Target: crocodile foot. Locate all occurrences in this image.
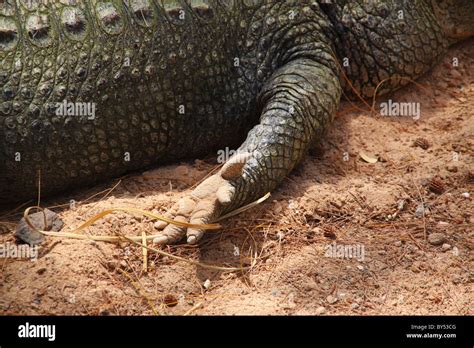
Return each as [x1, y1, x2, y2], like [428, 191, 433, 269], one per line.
[153, 152, 251, 245]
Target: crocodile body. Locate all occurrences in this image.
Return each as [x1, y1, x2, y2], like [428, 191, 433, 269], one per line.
[1, 1, 472, 243]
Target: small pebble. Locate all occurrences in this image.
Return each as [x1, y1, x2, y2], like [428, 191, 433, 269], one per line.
[397, 199, 406, 211]
[428, 233, 446, 246]
[415, 203, 430, 218]
[326, 295, 338, 304]
[452, 247, 460, 257]
[163, 294, 178, 307]
[315, 306, 326, 315]
[394, 241, 402, 247]
[461, 192, 470, 198]
[288, 200, 298, 210]
[154, 221, 166, 229]
[446, 165, 458, 173]
[15, 208, 64, 246]
[351, 303, 360, 309]
[441, 243, 451, 251]
[203, 279, 211, 289]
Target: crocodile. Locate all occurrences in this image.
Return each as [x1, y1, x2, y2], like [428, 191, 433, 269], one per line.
[1, 0, 472, 245]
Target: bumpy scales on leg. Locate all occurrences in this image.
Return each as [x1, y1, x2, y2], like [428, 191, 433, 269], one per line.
[154, 52, 341, 244]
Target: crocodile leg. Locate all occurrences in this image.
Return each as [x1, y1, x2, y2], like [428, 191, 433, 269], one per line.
[154, 50, 342, 245]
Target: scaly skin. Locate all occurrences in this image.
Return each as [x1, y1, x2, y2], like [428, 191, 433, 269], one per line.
[1, 1, 472, 244]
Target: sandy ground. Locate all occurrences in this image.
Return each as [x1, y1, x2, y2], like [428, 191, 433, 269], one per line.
[0, 39, 472, 316]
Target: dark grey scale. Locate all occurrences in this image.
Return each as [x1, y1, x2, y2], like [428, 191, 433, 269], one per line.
[91, 60, 102, 73]
[0, 101, 12, 116]
[54, 84, 67, 99]
[42, 102, 56, 116]
[61, 7, 88, 40]
[367, 30, 385, 51]
[4, 116, 16, 131]
[81, 82, 96, 95]
[75, 66, 87, 80]
[96, 2, 124, 35]
[144, 64, 155, 76]
[4, 128, 18, 144]
[56, 66, 68, 81]
[96, 77, 107, 88]
[78, 51, 89, 65]
[2, 85, 15, 100]
[27, 67, 41, 83]
[0, 17, 18, 51]
[27, 104, 41, 119]
[26, 14, 53, 47]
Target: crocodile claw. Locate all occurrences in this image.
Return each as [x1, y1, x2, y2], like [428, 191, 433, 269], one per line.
[153, 152, 251, 245]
